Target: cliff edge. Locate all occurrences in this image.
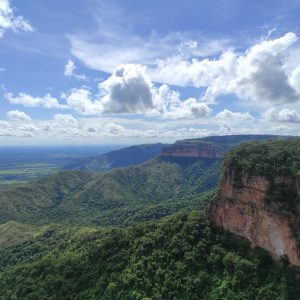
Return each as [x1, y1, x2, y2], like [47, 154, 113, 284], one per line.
[161, 141, 228, 159]
[209, 139, 300, 266]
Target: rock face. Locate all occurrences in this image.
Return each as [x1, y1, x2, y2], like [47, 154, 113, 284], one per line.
[210, 167, 300, 266]
[161, 143, 228, 159]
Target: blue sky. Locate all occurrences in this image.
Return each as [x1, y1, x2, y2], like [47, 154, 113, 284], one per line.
[1, 0, 300, 145]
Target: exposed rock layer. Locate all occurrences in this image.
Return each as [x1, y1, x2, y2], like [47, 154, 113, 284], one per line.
[161, 143, 228, 159]
[210, 169, 300, 266]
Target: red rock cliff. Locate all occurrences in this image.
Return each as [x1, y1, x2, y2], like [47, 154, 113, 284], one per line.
[161, 143, 228, 159]
[209, 167, 300, 266]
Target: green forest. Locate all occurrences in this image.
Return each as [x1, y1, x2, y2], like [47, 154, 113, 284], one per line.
[0, 138, 300, 299]
[1, 211, 299, 300]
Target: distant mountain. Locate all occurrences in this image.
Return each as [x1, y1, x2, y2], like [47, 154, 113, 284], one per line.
[177, 134, 285, 145]
[65, 143, 167, 172]
[161, 134, 286, 159]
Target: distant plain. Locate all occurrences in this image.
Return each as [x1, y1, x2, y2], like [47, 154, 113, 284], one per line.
[0, 145, 123, 186]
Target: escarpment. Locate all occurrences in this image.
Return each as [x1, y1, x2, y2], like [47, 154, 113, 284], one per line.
[161, 142, 229, 159]
[209, 139, 300, 266]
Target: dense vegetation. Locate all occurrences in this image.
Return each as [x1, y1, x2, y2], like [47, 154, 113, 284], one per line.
[0, 157, 220, 226]
[66, 143, 166, 172]
[223, 139, 300, 178]
[1, 136, 300, 299]
[0, 211, 299, 300]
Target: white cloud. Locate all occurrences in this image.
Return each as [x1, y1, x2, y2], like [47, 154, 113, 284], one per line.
[0, 0, 33, 37]
[166, 99, 211, 119]
[6, 109, 31, 121]
[99, 64, 212, 119]
[0, 112, 298, 144]
[215, 109, 254, 121]
[53, 114, 78, 126]
[62, 64, 212, 120]
[62, 88, 103, 115]
[232, 32, 299, 105]
[69, 32, 229, 74]
[71, 27, 300, 109]
[289, 65, 300, 94]
[263, 108, 300, 123]
[150, 32, 300, 106]
[64, 60, 75, 77]
[64, 60, 88, 81]
[5, 92, 68, 109]
[100, 64, 155, 114]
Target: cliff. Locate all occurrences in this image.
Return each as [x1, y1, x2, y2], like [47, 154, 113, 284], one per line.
[160, 135, 284, 159]
[161, 142, 229, 159]
[209, 139, 300, 266]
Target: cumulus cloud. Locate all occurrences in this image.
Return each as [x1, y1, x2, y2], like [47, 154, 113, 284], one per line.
[150, 32, 300, 106]
[53, 114, 78, 126]
[100, 64, 155, 114]
[6, 109, 31, 121]
[99, 64, 212, 119]
[5, 92, 68, 109]
[233, 32, 299, 105]
[215, 109, 254, 121]
[0, 0, 33, 37]
[62, 64, 212, 119]
[64, 60, 88, 81]
[263, 108, 300, 123]
[167, 99, 211, 119]
[71, 29, 300, 109]
[62, 88, 103, 115]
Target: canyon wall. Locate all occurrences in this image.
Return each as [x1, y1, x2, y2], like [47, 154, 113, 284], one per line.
[209, 168, 300, 266]
[161, 143, 228, 159]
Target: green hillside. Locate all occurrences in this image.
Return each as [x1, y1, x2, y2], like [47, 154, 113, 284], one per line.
[65, 143, 167, 172]
[0, 221, 36, 248]
[0, 211, 299, 299]
[0, 157, 220, 226]
[223, 138, 300, 177]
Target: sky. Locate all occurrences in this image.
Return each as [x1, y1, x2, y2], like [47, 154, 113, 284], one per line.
[1, 0, 300, 145]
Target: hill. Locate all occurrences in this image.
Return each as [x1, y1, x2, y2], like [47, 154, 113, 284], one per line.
[0, 211, 299, 299]
[0, 221, 36, 248]
[65, 143, 166, 172]
[0, 156, 220, 226]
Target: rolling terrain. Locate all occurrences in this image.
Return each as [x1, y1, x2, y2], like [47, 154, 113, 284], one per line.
[0, 157, 219, 226]
[0, 135, 299, 299]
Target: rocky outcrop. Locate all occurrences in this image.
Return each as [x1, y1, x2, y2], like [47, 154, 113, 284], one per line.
[161, 143, 228, 159]
[209, 168, 300, 266]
